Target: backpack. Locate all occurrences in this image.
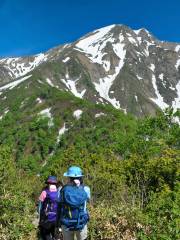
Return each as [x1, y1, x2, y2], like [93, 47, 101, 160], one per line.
[40, 189, 58, 224]
[60, 185, 89, 231]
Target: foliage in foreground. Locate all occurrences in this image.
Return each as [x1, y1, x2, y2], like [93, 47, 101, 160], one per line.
[0, 109, 179, 240]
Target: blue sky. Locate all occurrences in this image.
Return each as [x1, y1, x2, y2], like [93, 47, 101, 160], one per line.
[0, 0, 180, 57]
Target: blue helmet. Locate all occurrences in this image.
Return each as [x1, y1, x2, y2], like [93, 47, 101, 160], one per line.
[63, 166, 84, 178]
[46, 175, 58, 184]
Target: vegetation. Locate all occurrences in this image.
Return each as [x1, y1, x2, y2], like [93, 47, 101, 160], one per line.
[0, 83, 179, 239]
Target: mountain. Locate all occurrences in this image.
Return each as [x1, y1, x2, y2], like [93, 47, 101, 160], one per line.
[0, 24, 180, 118]
[0, 25, 180, 240]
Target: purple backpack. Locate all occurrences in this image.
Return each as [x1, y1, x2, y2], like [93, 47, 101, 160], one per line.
[41, 189, 58, 222]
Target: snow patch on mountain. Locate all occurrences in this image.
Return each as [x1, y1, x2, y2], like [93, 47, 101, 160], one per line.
[144, 45, 150, 56]
[135, 95, 138, 102]
[175, 45, 180, 52]
[62, 57, 70, 63]
[141, 40, 155, 57]
[46, 78, 55, 87]
[159, 73, 164, 80]
[137, 37, 142, 44]
[128, 36, 138, 46]
[0, 109, 9, 120]
[33, 53, 48, 66]
[0, 75, 32, 93]
[0, 53, 47, 79]
[149, 64, 155, 72]
[94, 36, 126, 110]
[75, 25, 115, 71]
[175, 59, 180, 70]
[48, 123, 68, 156]
[95, 112, 106, 118]
[61, 73, 86, 98]
[137, 74, 143, 80]
[36, 98, 42, 104]
[134, 29, 142, 35]
[170, 86, 175, 91]
[159, 73, 166, 87]
[39, 108, 51, 117]
[172, 81, 180, 111]
[103, 60, 111, 72]
[150, 74, 168, 110]
[73, 109, 83, 119]
[56, 123, 68, 144]
[39, 108, 53, 127]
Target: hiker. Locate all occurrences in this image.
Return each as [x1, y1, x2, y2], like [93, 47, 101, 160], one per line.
[38, 176, 59, 240]
[58, 166, 90, 240]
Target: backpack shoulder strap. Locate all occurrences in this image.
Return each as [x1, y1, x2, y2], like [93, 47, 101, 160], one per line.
[59, 185, 65, 202]
[59, 184, 71, 201]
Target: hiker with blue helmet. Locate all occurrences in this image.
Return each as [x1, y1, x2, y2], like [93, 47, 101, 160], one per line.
[38, 176, 61, 240]
[58, 166, 90, 240]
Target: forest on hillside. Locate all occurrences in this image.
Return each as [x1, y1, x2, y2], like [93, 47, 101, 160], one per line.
[0, 102, 179, 240]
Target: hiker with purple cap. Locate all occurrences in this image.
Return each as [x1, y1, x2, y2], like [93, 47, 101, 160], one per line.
[38, 176, 60, 240]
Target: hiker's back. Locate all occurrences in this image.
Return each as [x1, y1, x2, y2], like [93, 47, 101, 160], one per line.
[58, 166, 91, 240]
[38, 176, 59, 240]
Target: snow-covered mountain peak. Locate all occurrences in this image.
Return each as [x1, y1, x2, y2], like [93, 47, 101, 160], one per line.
[92, 24, 116, 34]
[74, 24, 155, 59]
[75, 25, 115, 52]
[0, 24, 179, 118]
[75, 25, 118, 71]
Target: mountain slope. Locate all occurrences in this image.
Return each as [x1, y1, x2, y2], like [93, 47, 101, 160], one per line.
[0, 76, 136, 168]
[0, 24, 180, 117]
[0, 25, 180, 240]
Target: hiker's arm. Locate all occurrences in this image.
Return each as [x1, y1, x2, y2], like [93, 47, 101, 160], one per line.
[84, 186, 91, 202]
[37, 201, 42, 214]
[37, 190, 47, 214]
